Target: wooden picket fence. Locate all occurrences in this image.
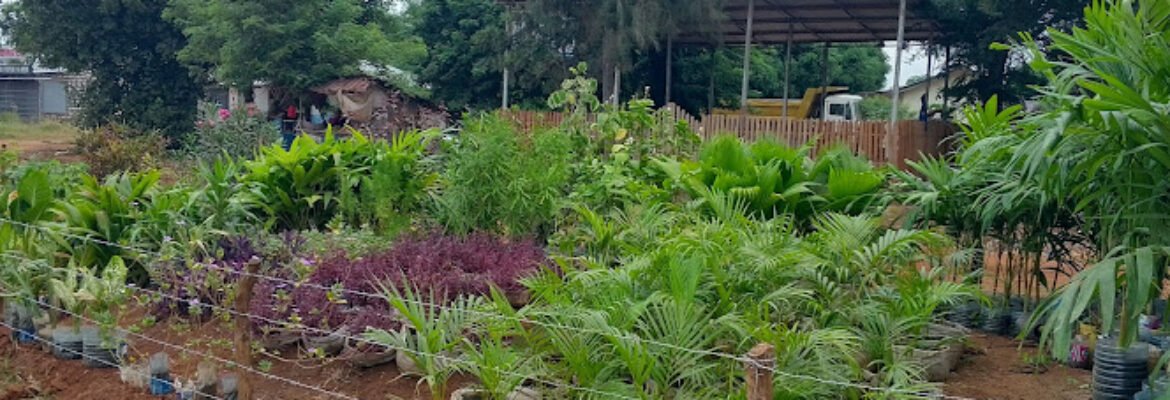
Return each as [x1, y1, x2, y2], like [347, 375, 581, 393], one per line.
[501, 106, 955, 168]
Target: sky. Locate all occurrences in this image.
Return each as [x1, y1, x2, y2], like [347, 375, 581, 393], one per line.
[883, 42, 938, 91]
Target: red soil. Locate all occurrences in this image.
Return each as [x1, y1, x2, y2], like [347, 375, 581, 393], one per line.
[944, 334, 1093, 399]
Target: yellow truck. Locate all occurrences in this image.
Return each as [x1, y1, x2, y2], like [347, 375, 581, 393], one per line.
[714, 87, 862, 121]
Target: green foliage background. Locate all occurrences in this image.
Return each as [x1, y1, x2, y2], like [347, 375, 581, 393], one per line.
[4, 0, 202, 140]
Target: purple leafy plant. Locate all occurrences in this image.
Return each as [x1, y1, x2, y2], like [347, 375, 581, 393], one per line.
[250, 231, 547, 334]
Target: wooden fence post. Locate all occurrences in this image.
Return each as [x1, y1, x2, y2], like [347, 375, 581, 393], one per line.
[233, 258, 261, 400]
[744, 343, 776, 400]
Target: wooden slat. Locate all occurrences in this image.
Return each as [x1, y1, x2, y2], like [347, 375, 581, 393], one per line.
[502, 109, 955, 169]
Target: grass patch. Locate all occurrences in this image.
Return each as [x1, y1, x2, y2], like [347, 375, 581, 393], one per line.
[0, 112, 80, 142]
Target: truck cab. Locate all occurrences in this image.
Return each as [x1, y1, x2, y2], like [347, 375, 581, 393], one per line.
[822, 94, 862, 122]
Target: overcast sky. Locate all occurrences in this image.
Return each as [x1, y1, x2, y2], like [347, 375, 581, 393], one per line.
[883, 42, 938, 91]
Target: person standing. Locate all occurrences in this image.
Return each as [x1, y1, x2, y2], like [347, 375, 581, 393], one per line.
[280, 105, 298, 151]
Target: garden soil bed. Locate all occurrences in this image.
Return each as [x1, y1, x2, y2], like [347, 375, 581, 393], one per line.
[1, 309, 475, 400]
[944, 334, 1092, 399]
[5, 320, 1095, 399]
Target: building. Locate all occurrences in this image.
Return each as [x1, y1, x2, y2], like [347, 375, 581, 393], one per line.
[0, 49, 81, 121]
[882, 68, 971, 118]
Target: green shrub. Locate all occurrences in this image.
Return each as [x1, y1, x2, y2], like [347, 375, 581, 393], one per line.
[346, 130, 439, 235]
[859, 96, 915, 121]
[435, 115, 573, 237]
[657, 135, 885, 224]
[183, 104, 276, 159]
[56, 171, 161, 280]
[241, 129, 388, 231]
[76, 123, 167, 178]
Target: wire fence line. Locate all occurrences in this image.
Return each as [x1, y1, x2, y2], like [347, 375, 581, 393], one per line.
[0, 250, 643, 400]
[0, 318, 227, 400]
[0, 217, 979, 400]
[122, 279, 642, 400]
[7, 293, 360, 400]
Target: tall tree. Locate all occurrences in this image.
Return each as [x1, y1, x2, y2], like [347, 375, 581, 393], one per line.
[924, 0, 1089, 106]
[4, 0, 202, 139]
[412, 0, 506, 111]
[166, 0, 425, 94]
[521, 0, 723, 100]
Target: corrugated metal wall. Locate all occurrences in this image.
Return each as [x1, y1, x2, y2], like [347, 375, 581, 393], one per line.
[0, 80, 41, 121]
[40, 80, 68, 115]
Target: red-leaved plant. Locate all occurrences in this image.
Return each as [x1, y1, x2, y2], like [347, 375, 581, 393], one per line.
[250, 231, 547, 334]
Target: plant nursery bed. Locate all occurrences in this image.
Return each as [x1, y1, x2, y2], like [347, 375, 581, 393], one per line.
[943, 334, 1092, 399]
[1, 309, 477, 400]
[6, 320, 1097, 400]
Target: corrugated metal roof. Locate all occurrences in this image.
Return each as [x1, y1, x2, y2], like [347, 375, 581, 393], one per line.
[680, 0, 938, 44]
[312, 78, 374, 94]
[499, 0, 938, 44]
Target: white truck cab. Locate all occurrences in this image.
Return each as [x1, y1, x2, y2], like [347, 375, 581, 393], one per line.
[822, 94, 862, 122]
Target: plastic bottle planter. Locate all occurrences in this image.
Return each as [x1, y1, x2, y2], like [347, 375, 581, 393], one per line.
[150, 374, 174, 396]
[149, 353, 174, 395]
[80, 326, 126, 369]
[980, 307, 1010, 336]
[5, 305, 38, 345]
[1010, 311, 1041, 341]
[12, 322, 37, 344]
[450, 387, 541, 400]
[1139, 314, 1163, 345]
[1093, 337, 1150, 400]
[944, 300, 983, 330]
[1134, 375, 1170, 400]
[51, 327, 83, 360]
[219, 374, 239, 400]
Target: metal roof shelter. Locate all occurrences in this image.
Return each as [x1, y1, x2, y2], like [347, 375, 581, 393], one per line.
[676, 0, 937, 45]
[498, 0, 942, 162]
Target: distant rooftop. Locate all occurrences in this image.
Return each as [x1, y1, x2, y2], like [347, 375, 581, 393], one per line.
[0, 48, 67, 75]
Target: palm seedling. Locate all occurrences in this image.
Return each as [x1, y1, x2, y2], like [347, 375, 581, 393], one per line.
[364, 283, 479, 400]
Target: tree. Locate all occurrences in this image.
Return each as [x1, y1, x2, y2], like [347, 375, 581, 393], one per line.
[521, 0, 724, 100]
[412, 0, 509, 111]
[408, 0, 887, 114]
[923, 0, 1089, 106]
[166, 0, 425, 94]
[4, 0, 202, 140]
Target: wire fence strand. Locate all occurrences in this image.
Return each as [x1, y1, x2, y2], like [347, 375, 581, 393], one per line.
[0, 318, 226, 400]
[14, 294, 360, 400]
[0, 217, 979, 400]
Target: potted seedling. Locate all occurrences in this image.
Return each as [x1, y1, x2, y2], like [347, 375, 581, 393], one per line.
[452, 336, 540, 400]
[48, 265, 88, 359]
[77, 257, 131, 368]
[365, 283, 474, 400]
[0, 256, 51, 345]
[341, 334, 397, 369]
[451, 288, 542, 400]
[148, 352, 175, 395]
